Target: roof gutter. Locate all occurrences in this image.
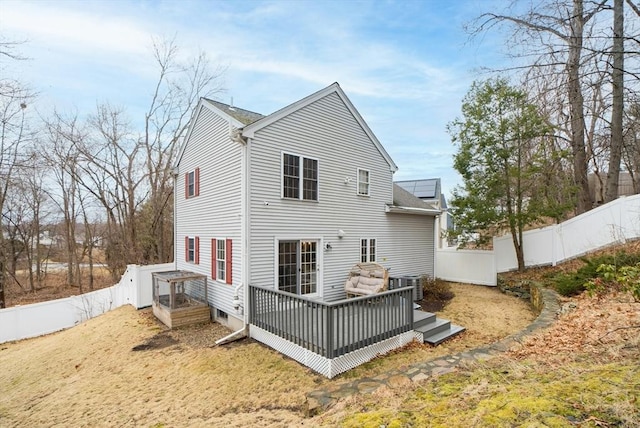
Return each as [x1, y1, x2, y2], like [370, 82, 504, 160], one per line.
[385, 205, 441, 216]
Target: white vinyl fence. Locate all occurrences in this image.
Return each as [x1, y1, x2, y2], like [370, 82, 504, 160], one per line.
[437, 194, 640, 286]
[0, 263, 173, 344]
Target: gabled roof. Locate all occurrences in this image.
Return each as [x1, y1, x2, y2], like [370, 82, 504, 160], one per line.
[177, 83, 399, 172]
[241, 82, 398, 173]
[387, 183, 440, 216]
[175, 97, 264, 167]
[203, 99, 264, 125]
[395, 179, 440, 200]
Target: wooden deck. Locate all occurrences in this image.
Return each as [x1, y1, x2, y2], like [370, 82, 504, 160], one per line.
[250, 285, 415, 358]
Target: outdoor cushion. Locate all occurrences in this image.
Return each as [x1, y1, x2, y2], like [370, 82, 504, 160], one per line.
[345, 262, 389, 297]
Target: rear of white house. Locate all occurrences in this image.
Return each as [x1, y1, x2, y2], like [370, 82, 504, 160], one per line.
[174, 83, 443, 374]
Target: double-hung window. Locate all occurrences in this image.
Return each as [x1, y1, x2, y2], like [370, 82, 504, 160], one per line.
[357, 168, 370, 196]
[360, 238, 376, 263]
[216, 239, 226, 282]
[212, 238, 233, 284]
[282, 153, 318, 201]
[185, 167, 200, 198]
[185, 236, 200, 264]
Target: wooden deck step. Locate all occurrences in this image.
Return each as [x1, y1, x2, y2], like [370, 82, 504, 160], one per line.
[413, 310, 436, 328]
[414, 317, 451, 337]
[423, 324, 465, 345]
[412, 309, 465, 346]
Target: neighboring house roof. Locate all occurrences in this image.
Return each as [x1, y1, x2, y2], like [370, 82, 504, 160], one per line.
[203, 99, 265, 125]
[439, 193, 448, 210]
[387, 183, 440, 216]
[395, 179, 440, 200]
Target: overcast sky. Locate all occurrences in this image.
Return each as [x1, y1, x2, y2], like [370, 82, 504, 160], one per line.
[0, 0, 509, 198]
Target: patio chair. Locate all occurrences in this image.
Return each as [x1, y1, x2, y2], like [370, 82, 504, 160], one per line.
[345, 262, 389, 298]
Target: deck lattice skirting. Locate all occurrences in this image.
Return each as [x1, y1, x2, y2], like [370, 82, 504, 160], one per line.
[251, 325, 416, 378]
[249, 285, 416, 377]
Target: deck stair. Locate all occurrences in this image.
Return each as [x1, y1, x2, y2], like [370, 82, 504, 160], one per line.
[413, 310, 465, 345]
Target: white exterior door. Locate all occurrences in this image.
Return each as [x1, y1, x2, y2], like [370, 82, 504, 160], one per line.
[278, 240, 319, 296]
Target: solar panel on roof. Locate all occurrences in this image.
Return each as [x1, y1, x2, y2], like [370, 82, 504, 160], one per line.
[395, 179, 439, 199]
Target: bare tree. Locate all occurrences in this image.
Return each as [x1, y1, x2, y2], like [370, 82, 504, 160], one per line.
[0, 80, 33, 307]
[605, 0, 625, 202]
[468, 0, 628, 214]
[141, 37, 225, 263]
[80, 103, 145, 279]
[12, 157, 50, 292]
[42, 111, 86, 290]
[623, 101, 640, 191]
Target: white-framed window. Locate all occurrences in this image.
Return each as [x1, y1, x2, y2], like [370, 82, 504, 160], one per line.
[357, 168, 370, 196]
[211, 238, 233, 284]
[185, 167, 200, 198]
[185, 236, 199, 263]
[216, 239, 226, 282]
[282, 152, 318, 201]
[360, 238, 376, 262]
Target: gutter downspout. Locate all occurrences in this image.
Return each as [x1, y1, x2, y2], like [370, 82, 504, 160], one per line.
[215, 284, 246, 346]
[243, 137, 251, 333]
[172, 167, 179, 270]
[215, 324, 246, 345]
[225, 127, 251, 342]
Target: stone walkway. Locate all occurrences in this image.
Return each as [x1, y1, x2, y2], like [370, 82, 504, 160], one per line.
[305, 286, 561, 416]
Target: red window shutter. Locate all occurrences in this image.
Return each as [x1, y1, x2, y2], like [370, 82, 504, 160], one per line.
[185, 236, 189, 261]
[195, 237, 200, 264]
[211, 238, 217, 280]
[226, 239, 232, 285]
[195, 167, 200, 197]
[185, 173, 189, 199]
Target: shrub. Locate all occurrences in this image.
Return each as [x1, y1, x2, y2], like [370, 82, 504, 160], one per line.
[553, 251, 640, 297]
[585, 263, 640, 301]
[421, 275, 454, 301]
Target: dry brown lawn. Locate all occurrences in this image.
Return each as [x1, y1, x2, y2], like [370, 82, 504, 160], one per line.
[0, 283, 535, 427]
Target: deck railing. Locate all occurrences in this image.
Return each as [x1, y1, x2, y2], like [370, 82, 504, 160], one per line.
[249, 285, 415, 358]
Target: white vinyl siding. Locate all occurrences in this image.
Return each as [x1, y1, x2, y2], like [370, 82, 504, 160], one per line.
[384, 215, 436, 278]
[175, 104, 242, 318]
[248, 92, 397, 300]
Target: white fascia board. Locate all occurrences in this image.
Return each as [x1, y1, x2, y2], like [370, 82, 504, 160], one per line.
[385, 205, 441, 216]
[241, 82, 398, 173]
[200, 98, 247, 129]
[174, 98, 246, 171]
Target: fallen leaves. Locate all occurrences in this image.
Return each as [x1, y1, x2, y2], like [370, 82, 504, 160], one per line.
[507, 291, 640, 366]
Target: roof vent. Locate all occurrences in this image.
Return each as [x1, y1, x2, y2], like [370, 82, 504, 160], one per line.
[228, 97, 235, 111]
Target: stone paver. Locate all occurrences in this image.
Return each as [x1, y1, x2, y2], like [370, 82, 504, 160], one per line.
[304, 284, 561, 417]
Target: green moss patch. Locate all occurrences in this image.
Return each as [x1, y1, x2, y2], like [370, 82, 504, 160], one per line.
[337, 362, 639, 427]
